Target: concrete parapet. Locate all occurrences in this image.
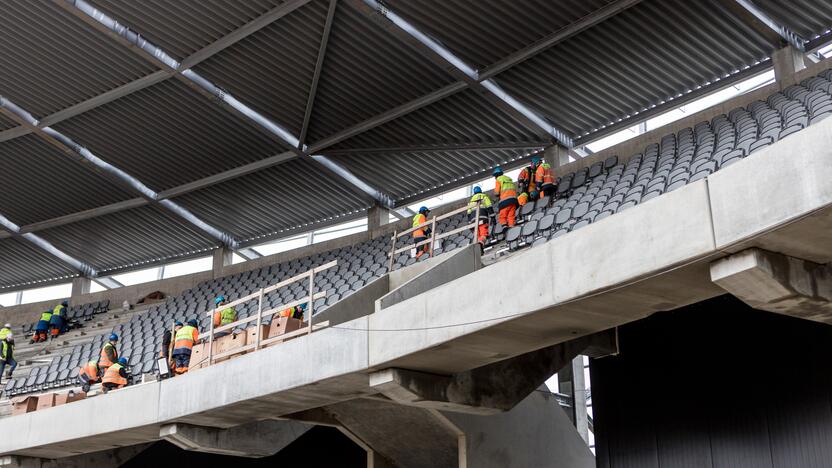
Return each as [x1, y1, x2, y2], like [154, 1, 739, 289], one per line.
[711, 248, 832, 323]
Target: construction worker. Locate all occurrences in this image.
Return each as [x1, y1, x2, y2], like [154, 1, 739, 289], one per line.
[493, 167, 519, 227]
[535, 159, 556, 200]
[160, 321, 182, 361]
[278, 302, 306, 320]
[0, 334, 15, 384]
[517, 157, 542, 200]
[172, 319, 199, 375]
[99, 333, 119, 371]
[49, 300, 69, 340]
[212, 296, 236, 338]
[31, 309, 52, 343]
[102, 357, 128, 393]
[467, 186, 493, 246]
[77, 359, 100, 392]
[412, 206, 432, 259]
[0, 323, 11, 340]
[518, 192, 530, 206]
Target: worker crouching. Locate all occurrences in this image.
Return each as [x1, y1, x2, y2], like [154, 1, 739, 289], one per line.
[102, 357, 129, 393]
[78, 359, 100, 392]
[172, 319, 200, 375]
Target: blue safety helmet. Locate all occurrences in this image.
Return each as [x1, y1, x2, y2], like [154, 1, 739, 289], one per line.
[299, 302, 307, 310]
[187, 319, 198, 327]
[174, 321, 183, 327]
[61, 300, 68, 306]
[109, 333, 119, 342]
[531, 157, 541, 166]
[214, 296, 225, 305]
[419, 206, 430, 214]
[118, 357, 128, 366]
[473, 186, 482, 194]
[492, 166, 504, 177]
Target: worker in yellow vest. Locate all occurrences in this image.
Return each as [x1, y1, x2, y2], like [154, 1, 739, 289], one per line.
[212, 296, 236, 338]
[31, 310, 52, 343]
[412, 206, 432, 259]
[467, 186, 493, 246]
[493, 167, 519, 227]
[0, 324, 11, 341]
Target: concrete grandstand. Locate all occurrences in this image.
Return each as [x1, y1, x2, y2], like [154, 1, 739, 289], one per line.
[0, 1, 831, 467]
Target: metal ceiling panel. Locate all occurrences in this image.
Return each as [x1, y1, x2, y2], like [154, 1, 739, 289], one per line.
[172, 157, 371, 243]
[756, 0, 832, 40]
[382, 0, 615, 70]
[37, 205, 219, 274]
[0, 237, 77, 291]
[494, 0, 774, 139]
[0, 0, 158, 118]
[90, 0, 288, 60]
[52, 79, 289, 192]
[327, 89, 546, 150]
[305, 2, 456, 143]
[0, 135, 134, 226]
[195, 0, 330, 137]
[332, 147, 535, 202]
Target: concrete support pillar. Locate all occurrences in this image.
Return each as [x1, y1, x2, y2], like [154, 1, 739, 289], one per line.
[544, 144, 569, 168]
[368, 204, 391, 232]
[159, 420, 311, 458]
[370, 329, 617, 414]
[70, 277, 91, 299]
[212, 246, 233, 279]
[772, 45, 806, 84]
[711, 248, 832, 323]
[558, 357, 589, 444]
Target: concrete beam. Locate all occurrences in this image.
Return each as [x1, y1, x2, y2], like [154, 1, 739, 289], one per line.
[711, 248, 832, 323]
[544, 144, 570, 168]
[773, 46, 807, 83]
[212, 247, 233, 278]
[70, 277, 91, 298]
[159, 420, 311, 458]
[369, 330, 617, 415]
[367, 204, 390, 231]
[0, 444, 150, 468]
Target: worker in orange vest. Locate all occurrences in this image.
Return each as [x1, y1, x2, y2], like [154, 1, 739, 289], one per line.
[493, 167, 519, 227]
[172, 319, 199, 375]
[517, 192, 529, 206]
[517, 158, 542, 200]
[412, 206, 432, 259]
[278, 302, 306, 320]
[102, 357, 129, 393]
[77, 359, 100, 392]
[535, 159, 556, 200]
[99, 333, 119, 372]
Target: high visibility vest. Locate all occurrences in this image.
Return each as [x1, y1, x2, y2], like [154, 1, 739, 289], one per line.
[103, 363, 127, 387]
[40, 311, 53, 322]
[0, 327, 10, 340]
[518, 193, 529, 206]
[519, 166, 538, 193]
[220, 307, 237, 326]
[79, 361, 99, 381]
[174, 326, 198, 351]
[53, 304, 66, 318]
[1, 341, 12, 361]
[467, 193, 492, 215]
[412, 213, 428, 238]
[279, 306, 303, 319]
[536, 163, 555, 186]
[99, 342, 117, 368]
[495, 175, 518, 202]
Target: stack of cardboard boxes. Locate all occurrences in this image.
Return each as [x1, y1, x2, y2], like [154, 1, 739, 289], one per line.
[190, 317, 304, 369]
[11, 390, 86, 415]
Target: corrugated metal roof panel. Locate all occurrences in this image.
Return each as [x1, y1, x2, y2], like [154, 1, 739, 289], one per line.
[195, 0, 330, 137]
[305, 2, 456, 143]
[0, 237, 77, 291]
[383, 0, 615, 69]
[37, 205, 219, 274]
[494, 0, 774, 139]
[756, 0, 832, 39]
[90, 0, 288, 60]
[327, 89, 545, 150]
[0, 115, 20, 132]
[52, 79, 289, 192]
[0, 135, 134, 226]
[173, 157, 372, 243]
[333, 148, 535, 202]
[0, 0, 158, 118]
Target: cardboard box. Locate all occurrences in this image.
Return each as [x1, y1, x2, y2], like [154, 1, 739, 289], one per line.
[36, 393, 56, 410]
[214, 332, 247, 362]
[190, 343, 210, 370]
[265, 317, 304, 348]
[54, 391, 86, 406]
[11, 396, 38, 415]
[245, 324, 270, 349]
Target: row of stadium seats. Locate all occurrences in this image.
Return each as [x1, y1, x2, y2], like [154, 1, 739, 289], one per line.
[5, 69, 831, 398]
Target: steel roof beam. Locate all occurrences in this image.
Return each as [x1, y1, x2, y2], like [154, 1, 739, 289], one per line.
[322, 141, 549, 155]
[0, 212, 92, 277]
[299, 0, 338, 147]
[727, 0, 808, 51]
[351, 0, 573, 147]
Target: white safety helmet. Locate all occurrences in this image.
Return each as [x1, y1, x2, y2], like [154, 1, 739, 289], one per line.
[3, 323, 10, 328]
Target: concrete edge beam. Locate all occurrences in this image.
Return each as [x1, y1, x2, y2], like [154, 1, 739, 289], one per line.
[159, 420, 312, 458]
[711, 248, 832, 323]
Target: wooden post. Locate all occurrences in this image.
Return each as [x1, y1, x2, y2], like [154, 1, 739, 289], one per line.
[474, 201, 481, 244]
[207, 309, 214, 366]
[307, 270, 315, 336]
[254, 289, 264, 352]
[428, 216, 438, 258]
[389, 230, 397, 272]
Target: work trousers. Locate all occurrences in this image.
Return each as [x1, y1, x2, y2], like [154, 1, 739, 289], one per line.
[499, 204, 517, 227]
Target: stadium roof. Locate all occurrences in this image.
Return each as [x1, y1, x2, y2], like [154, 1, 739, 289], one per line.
[0, 0, 830, 290]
